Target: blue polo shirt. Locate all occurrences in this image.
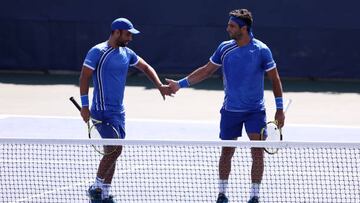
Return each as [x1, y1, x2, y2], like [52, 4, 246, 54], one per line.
[210, 38, 276, 112]
[83, 41, 139, 112]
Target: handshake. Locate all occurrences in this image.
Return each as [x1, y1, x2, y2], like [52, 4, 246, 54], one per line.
[156, 78, 189, 100]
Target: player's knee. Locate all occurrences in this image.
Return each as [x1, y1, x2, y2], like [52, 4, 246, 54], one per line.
[113, 146, 122, 157]
[249, 133, 262, 140]
[221, 147, 235, 158]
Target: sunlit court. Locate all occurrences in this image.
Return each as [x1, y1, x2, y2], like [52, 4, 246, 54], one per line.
[1, 98, 360, 202]
[1, 1, 360, 202]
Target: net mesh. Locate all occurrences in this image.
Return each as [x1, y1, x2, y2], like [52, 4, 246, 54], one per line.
[1, 139, 359, 203]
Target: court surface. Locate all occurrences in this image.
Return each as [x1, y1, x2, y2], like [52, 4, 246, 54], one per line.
[0, 114, 360, 141]
[1, 115, 360, 203]
[1, 73, 360, 202]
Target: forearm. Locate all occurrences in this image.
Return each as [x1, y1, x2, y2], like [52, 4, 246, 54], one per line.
[79, 71, 91, 95]
[267, 68, 283, 98]
[187, 64, 216, 86]
[177, 62, 219, 88]
[267, 69, 285, 125]
[142, 65, 163, 88]
[135, 58, 163, 88]
[271, 76, 284, 110]
[79, 67, 93, 108]
[166, 62, 219, 92]
[272, 77, 283, 98]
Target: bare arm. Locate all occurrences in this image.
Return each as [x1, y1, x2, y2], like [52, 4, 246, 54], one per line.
[267, 68, 285, 127]
[166, 62, 220, 93]
[135, 57, 172, 100]
[79, 66, 93, 122]
[135, 57, 163, 88]
[187, 62, 220, 85]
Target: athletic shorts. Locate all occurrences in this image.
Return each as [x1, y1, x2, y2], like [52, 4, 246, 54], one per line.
[90, 110, 126, 139]
[219, 108, 266, 140]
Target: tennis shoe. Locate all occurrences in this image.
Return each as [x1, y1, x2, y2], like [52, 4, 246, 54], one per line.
[216, 193, 228, 203]
[248, 196, 259, 203]
[102, 195, 116, 203]
[87, 186, 102, 203]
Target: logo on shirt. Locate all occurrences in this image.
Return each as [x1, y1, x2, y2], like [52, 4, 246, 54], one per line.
[249, 49, 256, 53]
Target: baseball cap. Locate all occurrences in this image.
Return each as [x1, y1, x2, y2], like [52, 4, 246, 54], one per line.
[111, 18, 140, 34]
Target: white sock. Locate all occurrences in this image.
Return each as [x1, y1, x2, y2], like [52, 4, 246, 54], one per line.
[92, 176, 104, 189]
[218, 179, 228, 194]
[102, 184, 111, 199]
[250, 183, 260, 198]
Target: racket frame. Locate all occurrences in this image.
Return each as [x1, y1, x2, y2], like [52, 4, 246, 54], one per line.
[69, 96, 120, 155]
[260, 120, 282, 154]
[261, 99, 292, 155]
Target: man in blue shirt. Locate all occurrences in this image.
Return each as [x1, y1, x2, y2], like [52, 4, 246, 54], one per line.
[79, 18, 172, 203]
[166, 9, 285, 203]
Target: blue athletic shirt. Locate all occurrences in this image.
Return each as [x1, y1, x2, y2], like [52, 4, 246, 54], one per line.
[210, 38, 276, 112]
[83, 41, 139, 112]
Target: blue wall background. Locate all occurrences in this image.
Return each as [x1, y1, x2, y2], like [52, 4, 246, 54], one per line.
[1, 0, 359, 79]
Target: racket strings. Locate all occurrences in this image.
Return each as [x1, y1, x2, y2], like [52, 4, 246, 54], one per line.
[89, 121, 120, 155]
[261, 121, 282, 154]
[266, 122, 281, 141]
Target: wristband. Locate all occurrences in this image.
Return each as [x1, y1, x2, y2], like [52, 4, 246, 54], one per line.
[275, 97, 283, 109]
[81, 95, 89, 107]
[178, 77, 190, 88]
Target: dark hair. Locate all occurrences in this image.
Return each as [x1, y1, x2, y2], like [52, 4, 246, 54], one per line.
[229, 9, 253, 31]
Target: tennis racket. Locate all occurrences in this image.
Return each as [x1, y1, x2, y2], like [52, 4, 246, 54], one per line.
[261, 99, 292, 154]
[69, 96, 120, 155]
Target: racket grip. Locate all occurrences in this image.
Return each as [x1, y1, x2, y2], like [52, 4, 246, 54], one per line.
[69, 97, 81, 111]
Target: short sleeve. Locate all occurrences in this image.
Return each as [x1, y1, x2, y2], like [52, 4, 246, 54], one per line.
[83, 47, 102, 70]
[209, 43, 223, 66]
[127, 48, 139, 66]
[261, 47, 276, 72]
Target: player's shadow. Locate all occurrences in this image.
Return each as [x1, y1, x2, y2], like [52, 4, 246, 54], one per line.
[0, 71, 359, 93]
[127, 73, 360, 94]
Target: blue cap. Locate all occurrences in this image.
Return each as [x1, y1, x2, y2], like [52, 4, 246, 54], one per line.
[111, 18, 140, 34]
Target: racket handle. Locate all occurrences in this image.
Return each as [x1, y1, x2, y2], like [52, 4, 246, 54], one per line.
[69, 97, 81, 111]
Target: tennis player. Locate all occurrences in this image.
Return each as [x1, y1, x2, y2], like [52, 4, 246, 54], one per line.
[79, 18, 172, 203]
[166, 9, 285, 203]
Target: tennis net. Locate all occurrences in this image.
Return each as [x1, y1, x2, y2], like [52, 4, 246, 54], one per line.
[1, 138, 359, 203]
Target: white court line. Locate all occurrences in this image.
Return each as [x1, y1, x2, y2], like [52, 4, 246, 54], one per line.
[13, 164, 215, 202]
[13, 165, 147, 202]
[12, 164, 206, 202]
[14, 179, 92, 203]
[0, 159, 92, 165]
[0, 114, 79, 120]
[287, 123, 360, 129]
[1, 114, 359, 129]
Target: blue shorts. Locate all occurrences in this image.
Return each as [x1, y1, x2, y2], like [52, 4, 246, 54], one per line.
[90, 110, 126, 139]
[219, 108, 266, 140]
